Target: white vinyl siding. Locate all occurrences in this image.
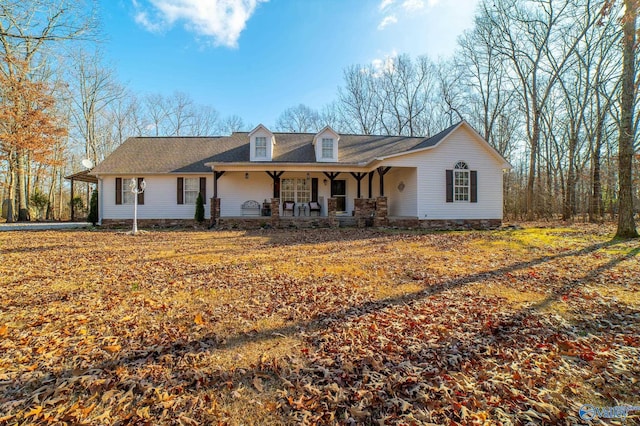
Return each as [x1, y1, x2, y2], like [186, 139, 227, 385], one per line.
[380, 125, 504, 220]
[101, 175, 211, 220]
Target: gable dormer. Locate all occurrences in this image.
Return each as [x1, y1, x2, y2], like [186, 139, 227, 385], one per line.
[313, 126, 340, 162]
[249, 124, 276, 161]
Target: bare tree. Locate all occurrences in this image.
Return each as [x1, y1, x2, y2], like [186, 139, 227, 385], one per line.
[485, 0, 600, 219]
[612, 0, 639, 237]
[190, 104, 220, 136]
[220, 114, 246, 135]
[165, 91, 195, 136]
[275, 104, 321, 133]
[68, 49, 124, 165]
[0, 0, 96, 221]
[338, 65, 380, 134]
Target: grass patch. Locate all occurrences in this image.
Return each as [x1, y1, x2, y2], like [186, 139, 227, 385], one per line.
[0, 223, 638, 424]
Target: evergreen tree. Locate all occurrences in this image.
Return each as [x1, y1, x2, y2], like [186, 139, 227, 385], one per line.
[194, 192, 205, 222]
[87, 189, 98, 225]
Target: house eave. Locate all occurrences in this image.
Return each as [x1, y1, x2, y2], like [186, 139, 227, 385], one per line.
[204, 161, 372, 172]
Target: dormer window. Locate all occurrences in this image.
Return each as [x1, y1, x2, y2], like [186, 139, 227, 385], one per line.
[255, 137, 267, 158]
[249, 124, 275, 161]
[322, 138, 334, 159]
[313, 126, 340, 162]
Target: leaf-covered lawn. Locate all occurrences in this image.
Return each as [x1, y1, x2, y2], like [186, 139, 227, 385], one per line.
[0, 224, 638, 425]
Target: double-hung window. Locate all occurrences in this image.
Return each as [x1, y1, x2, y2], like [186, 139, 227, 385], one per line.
[454, 161, 470, 202]
[184, 177, 200, 204]
[255, 136, 267, 158]
[321, 138, 333, 159]
[281, 178, 310, 203]
[122, 184, 135, 205]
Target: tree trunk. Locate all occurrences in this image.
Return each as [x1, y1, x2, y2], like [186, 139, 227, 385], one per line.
[16, 151, 30, 221]
[616, 0, 639, 238]
[589, 127, 604, 223]
[526, 116, 539, 220]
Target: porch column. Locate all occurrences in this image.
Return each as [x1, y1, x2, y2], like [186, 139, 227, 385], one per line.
[213, 171, 225, 198]
[210, 197, 221, 227]
[374, 196, 389, 227]
[350, 172, 367, 199]
[327, 197, 338, 228]
[270, 197, 280, 228]
[377, 167, 391, 197]
[70, 179, 75, 221]
[266, 171, 284, 198]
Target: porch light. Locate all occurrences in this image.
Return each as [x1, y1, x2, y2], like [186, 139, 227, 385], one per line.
[323, 178, 328, 186]
[306, 172, 310, 181]
[245, 172, 249, 179]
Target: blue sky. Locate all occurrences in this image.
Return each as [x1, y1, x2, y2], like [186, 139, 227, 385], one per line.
[101, 0, 480, 128]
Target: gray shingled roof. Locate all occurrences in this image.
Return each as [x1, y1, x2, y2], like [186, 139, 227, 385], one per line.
[90, 122, 461, 175]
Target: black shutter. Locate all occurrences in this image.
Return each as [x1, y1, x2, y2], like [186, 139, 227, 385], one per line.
[470, 171, 477, 203]
[137, 177, 145, 205]
[311, 178, 318, 202]
[199, 177, 207, 204]
[115, 178, 122, 205]
[177, 177, 184, 204]
[446, 170, 453, 203]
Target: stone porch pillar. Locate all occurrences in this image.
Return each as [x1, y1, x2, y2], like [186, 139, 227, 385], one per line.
[374, 196, 388, 227]
[210, 197, 221, 227]
[354, 198, 376, 228]
[327, 197, 338, 228]
[270, 198, 280, 227]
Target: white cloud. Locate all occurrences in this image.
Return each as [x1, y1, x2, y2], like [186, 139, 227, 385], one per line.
[377, 15, 398, 30]
[133, 0, 267, 48]
[401, 0, 425, 11]
[378, 0, 394, 11]
[371, 50, 397, 77]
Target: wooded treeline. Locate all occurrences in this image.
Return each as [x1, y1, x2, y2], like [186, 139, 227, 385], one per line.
[0, 0, 637, 235]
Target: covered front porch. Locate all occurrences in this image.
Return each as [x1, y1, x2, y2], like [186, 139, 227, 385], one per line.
[205, 163, 416, 228]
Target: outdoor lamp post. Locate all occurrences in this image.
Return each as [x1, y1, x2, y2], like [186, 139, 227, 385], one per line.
[130, 178, 146, 234]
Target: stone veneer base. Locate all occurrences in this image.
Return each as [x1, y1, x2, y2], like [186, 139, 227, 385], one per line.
[101, 217, 501, 231]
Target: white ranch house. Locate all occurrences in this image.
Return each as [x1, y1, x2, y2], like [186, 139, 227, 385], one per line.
[89, 121, 511, 229]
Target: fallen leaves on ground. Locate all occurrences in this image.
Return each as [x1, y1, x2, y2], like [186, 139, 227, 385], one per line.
[0, 223, 638, 424]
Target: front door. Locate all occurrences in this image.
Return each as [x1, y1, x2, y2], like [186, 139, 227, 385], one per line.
[331, 179, 346, 212]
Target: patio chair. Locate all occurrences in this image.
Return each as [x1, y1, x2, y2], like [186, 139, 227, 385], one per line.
[283, 201, 295, 216]
[309, 201, 321, 216]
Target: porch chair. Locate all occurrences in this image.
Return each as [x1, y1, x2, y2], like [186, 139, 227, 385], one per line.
[309, 201, 321, 216]
[283, 201, 295, 216]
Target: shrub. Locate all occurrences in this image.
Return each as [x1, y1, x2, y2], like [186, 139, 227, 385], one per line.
[194, 192, 205, 222]
[87, 189, 98, 225]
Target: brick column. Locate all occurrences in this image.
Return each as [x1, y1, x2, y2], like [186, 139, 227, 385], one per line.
[270, 198, 280, 227]
[354, 198, 376, 228]
[210, 197, 221, 227]
[327, 197, 338, 227]
[374, 196, 388, 227]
